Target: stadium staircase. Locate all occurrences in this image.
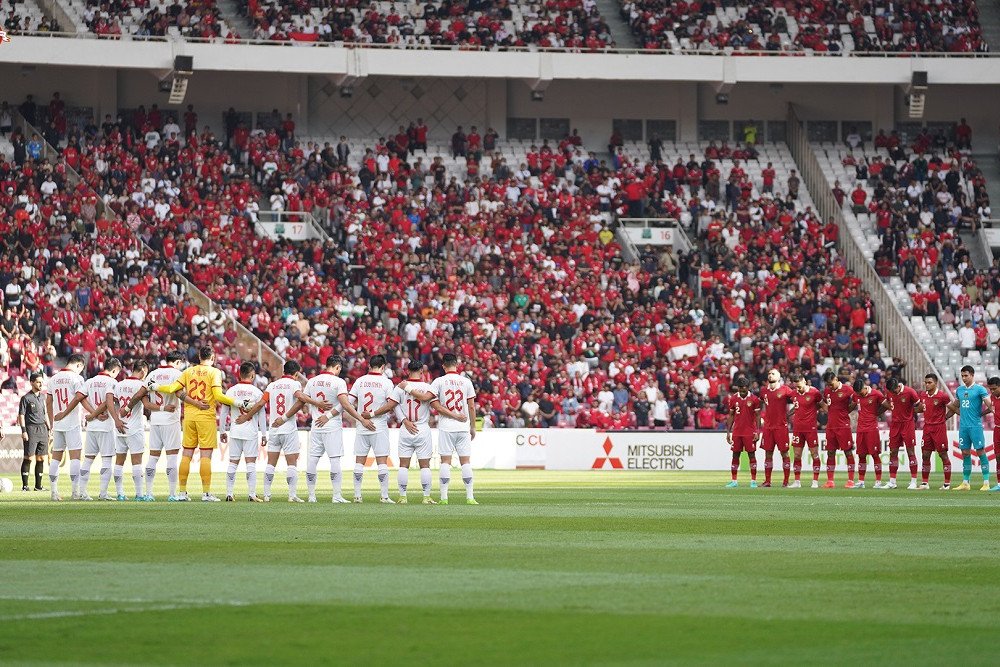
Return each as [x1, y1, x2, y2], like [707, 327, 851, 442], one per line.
[785, 104, 951, 391]
[11, 112, 286, 376]
[214, 0, 254, 39]
[595, 0, 634, 47]
[978, 0, 1000, 53]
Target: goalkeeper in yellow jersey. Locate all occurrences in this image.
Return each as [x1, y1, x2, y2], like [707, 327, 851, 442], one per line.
[153, 346, 236, 502]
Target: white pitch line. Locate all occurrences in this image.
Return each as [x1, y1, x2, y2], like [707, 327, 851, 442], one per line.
[0, 599, 248, 622]
[0, 594, 246, 605]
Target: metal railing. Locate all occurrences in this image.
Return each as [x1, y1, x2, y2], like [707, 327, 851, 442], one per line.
[5, 29, 1000, 57]
[256, 209, 329, 241]
[786, 104, 950, 389]
[14, 113, 284, 377]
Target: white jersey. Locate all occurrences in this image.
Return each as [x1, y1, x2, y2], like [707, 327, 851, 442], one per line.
[113, 377, 147, 436]
[429, 373, 476, 432]
[391, 381, 432, 429]
[349, 373, 395, 433]
[145, 365, 182, 425]
[304, 373, 349, 433]
[222, 383, 266, 440]
[264, 376, 302, 435]
[83, 373, 118, 433]
[50, 368, 86, 432]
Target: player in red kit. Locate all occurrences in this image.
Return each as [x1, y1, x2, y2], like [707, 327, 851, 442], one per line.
[853, 379, 885, 489]
[788, 373, 824, 488]
[919, 373, 952, 490]
[759, 369, 794, 487]
[822, 371, 857, 488]
[989, 377, 1000, 490]
[725, 377, 761, 488]
[882, 377, 923, 489]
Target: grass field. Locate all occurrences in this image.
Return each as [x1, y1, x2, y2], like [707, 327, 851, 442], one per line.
[1, 470, 999, 666]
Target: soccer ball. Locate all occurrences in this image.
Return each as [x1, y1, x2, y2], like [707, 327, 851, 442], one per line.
[0, 478, 13, 493]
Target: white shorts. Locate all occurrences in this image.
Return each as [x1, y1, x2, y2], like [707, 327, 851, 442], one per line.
[229, 437, 260, 460]
[354, 431, 390, 457]
[115, 432, 145, 455]
[84, 430, 114, 457]
[267, 430, 300, 455]
[439, 430, 471, 458]
[309, 430, 343, 459]
[398, 429, 433, 460]
[52, 429, 83, 452]
[149, 423, 182, 452]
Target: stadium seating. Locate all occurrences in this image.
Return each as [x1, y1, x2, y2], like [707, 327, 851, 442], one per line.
[58, 0, 238, 39]
[621, 0, 988, 53]
[1, 0, 63, 33]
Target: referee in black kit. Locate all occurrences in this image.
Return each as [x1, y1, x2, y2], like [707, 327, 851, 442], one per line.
[18, 372, 50, 491]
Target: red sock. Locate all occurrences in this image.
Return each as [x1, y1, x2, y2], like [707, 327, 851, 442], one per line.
[908, 451, 918, 480]
[812, 456, 820, 481]
[873, 457, 882, 482]
[889, 450, 899, 480]
[764, 452, 773, 484]
[858, 457, 867, 481]
[846, 452, 855, 481]
[826, 454, 835, 482]
[942, 454, 952, 485]
[781, 453, 790, 484]
[921, 452, 932, 483]
[749, 453, 757, 481]
[793, 456, 802, 481]
[731, 454, 739, 481]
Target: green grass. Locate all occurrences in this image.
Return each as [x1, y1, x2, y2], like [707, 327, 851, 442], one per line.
[1, 470, 999, 666]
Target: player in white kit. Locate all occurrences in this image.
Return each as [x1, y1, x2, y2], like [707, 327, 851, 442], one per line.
[47, 354, 96, 501]
[80, 358, 121, 500]
[109, 360, 149, 501]
[349, 355, 397, 503]
[426, 353, 478, 504]
[390, 359, 467, 504]
[220, 361, 267, 502]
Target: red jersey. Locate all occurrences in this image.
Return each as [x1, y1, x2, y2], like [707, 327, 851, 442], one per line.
[727, 393, 761, 436]
[888, 385, 920, 423]
[856, 388, 884, 431]
[992, 392, 1000, 430]
[791, 386, 822, 431]
[823, 384, 856, 430]
[760, 384, 794, 429]
[920, 390, 949, 426]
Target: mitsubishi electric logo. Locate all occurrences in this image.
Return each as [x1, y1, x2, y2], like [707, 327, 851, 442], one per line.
[592, 437, 623, 469]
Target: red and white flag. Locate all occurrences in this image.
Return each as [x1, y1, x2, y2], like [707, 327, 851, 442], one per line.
[0, 28, 10, 43]
[667, 338, 699, 361]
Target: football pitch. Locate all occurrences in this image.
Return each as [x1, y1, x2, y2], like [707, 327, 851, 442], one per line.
[1, 470, 998, 666]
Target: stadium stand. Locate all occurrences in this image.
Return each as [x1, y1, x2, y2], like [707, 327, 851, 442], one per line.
[58, 0, 238, 39]
[621, 0, 988, 53]
[0, 0, 63, 32]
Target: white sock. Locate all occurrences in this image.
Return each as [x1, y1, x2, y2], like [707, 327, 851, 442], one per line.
[226, 461, 238, 496]
[353, 463, 364, 497]
[377, 463, 390, 499]
[48, 459, 60, 491]
[264, 464, 276, 496]
[80, 457, 94, 495]
[461, 463, 474, 499]
[420, 467, 432, 496]
[307, 455, 320, 498]
[99, 456, 113, 496]
[330, 457, 342, 498]
[397, 466, 409, 495]
[145, 454, 159, 496]
[287, 465, 299, 498]
[131, 464, 143, 497]
[69, 459, 81, 495]
[113, 464, 124, 496]
[166, 452, 179, 497]
[246, 462, 258, 496]
[440, 463, 451, 500]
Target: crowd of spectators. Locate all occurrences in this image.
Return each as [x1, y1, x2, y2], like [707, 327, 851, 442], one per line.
[76, 0, 236, 39]
[1, 0, 62, 33]
[621, 0, 988, 53]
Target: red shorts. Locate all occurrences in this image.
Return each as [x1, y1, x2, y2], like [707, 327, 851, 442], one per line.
[791, 431, 818, 450]
[889, 422, 916, 450]
[731, 435, 757, 454]
[856, 430, 882, 457]
[761, 427, 789, 452]
[825, 427, 854, 452]
[922, 425, 948, 454]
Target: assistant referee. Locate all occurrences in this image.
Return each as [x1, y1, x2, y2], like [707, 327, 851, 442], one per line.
[18, 372, 50, 491]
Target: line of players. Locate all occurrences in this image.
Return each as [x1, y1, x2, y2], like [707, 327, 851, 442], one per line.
[43, 349, 480, 504]
[725, 366, 1000, 491]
